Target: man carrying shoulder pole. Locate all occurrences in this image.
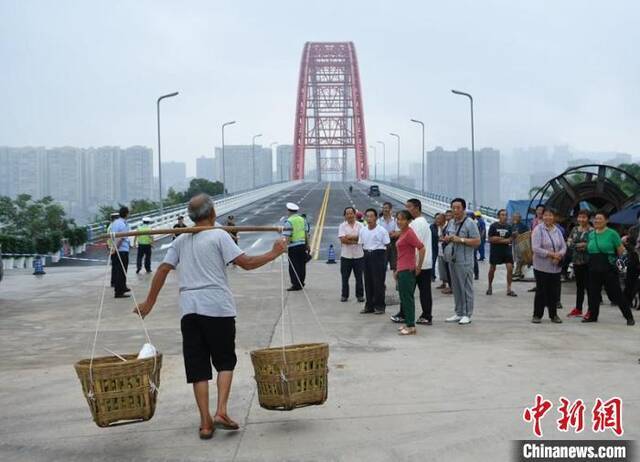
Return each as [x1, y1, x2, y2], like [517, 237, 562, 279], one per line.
[136, 194, 287, 439]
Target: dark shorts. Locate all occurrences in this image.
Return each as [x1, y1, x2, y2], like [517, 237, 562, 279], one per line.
[490, 251, 514, 266]
[181, 313, 237, 383]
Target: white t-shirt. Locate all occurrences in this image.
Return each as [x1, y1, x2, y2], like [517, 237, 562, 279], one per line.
[409, 215, 432, 269]
[163, 229, 244, 317]
[378, 216, 399, 236]
[338, 221, 364, 259]
[358, 224, 390, 251]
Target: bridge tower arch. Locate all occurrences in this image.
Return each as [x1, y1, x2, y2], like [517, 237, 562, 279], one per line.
[292, 42, 369, 181]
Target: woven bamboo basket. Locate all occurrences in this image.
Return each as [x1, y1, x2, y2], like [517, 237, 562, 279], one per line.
[74, 353, 162, 427]
[515, 231, 533, 265]
[250, 343, 329, 411]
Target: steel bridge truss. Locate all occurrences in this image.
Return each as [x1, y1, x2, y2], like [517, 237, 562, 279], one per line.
[292, 42, 368, 180]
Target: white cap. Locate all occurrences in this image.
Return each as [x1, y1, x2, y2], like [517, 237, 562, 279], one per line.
[142, 216, 151, 223]
[286, 202, 299, 211]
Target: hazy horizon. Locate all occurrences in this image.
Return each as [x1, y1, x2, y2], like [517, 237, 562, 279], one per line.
[2, 0, 639, 177]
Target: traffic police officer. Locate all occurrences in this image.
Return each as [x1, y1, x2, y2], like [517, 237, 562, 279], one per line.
[282, 202, 309, 291]
[135, 217, 154, 274]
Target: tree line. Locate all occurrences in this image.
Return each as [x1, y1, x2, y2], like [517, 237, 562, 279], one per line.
[0, 195, 88, 255]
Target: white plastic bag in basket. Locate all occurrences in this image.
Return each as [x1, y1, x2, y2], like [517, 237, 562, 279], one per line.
[137, 343, 157, 359]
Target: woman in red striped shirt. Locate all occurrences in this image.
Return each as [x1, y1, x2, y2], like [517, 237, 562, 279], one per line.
[394, 210, 426, 335]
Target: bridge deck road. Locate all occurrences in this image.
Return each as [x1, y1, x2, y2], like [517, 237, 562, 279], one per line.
[228, 181, 409, 260]
[182, 181, 409, 260]
[74, 182, 413, 268]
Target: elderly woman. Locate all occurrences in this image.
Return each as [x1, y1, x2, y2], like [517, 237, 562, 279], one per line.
[394, 210, 426, 335]
[583, 211, 635, 325]
[531, 207, 566, 324]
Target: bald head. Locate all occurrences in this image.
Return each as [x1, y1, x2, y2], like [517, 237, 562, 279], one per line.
[188, 193, 216, 224]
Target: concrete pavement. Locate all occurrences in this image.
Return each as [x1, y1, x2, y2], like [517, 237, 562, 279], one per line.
[1, 254, 639, 461]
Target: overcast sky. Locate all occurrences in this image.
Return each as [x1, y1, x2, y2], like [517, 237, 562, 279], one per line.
[1, 0, 639, 176]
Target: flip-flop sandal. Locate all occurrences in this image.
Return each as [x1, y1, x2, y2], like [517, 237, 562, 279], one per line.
[214, 416, 240, 430]
[398, 327, 416, 336]
[199, 427, 214, 439]
[507, 291, 518, 297]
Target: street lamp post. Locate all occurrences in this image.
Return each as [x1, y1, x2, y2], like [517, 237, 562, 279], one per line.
[451, 89, 476, 210]
[251, 133, 263, 189]
[390, 133, 400, 183]
[221, 120, 236, 195]
[156, 91, 179, 214]
[368, 145, 377, 180]
[410, 118, 425, 195]
[376, 141, 386, 181]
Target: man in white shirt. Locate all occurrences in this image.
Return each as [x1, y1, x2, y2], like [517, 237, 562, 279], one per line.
[390, 198, 433, 325]
[338, 206, 365, 303]
[359, 208, 391, 314]
[378, 202, 400, 271]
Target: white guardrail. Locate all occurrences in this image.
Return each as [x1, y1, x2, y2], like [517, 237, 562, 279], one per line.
[133, 180, 302, 239]
[360, 180, 497, 225]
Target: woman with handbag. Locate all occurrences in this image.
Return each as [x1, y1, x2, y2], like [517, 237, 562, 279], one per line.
[531, 208, 566, 324]
[583, 211, 635, 325]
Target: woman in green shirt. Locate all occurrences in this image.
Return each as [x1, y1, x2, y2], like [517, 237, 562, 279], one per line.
[584, 211, 635, 325]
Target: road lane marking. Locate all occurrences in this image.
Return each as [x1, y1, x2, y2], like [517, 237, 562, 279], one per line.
[311, 183, 331, 259]
[309, 183, 330, 259]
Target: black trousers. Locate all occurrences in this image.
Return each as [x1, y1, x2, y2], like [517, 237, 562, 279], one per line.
[385, 239, 397, 271]
[587, 269, 633, 321]
[136, 244, 152, 272]
[533, 269, 560, 319]
[574, 264, 588, 310]
[341, 257, 364, 299]
[111, 251, 129, 296]
[416, 268, 433, 320]
[363, 250, 386, 311]
[473, 252, 479, 278]
[288, 245, 307, 289]
[623, 263, 639, 304]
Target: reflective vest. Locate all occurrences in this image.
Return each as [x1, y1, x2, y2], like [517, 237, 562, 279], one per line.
[137, 225, 153, 245]
[106, 223, 113, 249]
[287, 214, 307, 245]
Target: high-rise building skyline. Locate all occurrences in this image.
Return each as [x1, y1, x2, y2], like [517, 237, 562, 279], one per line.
[276, 145, 293, 182]
[161, 161, 187, 194]
[0, 145, 153, 221]
[195, 155, 220, 183]
[426, 146, 501, 208]
[214, 145, 272, 193]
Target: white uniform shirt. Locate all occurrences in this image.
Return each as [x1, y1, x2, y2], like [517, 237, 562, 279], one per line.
[358, 224, 390, 251]
[409, 215, 432, 269]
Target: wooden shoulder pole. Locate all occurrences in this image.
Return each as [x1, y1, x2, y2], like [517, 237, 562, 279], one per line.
[100, 225, 283, 240]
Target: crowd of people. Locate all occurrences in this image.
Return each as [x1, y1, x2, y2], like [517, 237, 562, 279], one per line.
[110, 191, 638, 439]
[334, 198, 640, 334]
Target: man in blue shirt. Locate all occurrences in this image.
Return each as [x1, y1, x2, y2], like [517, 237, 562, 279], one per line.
[475, 211, 487, 262]
[110, 206, 131, 298]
